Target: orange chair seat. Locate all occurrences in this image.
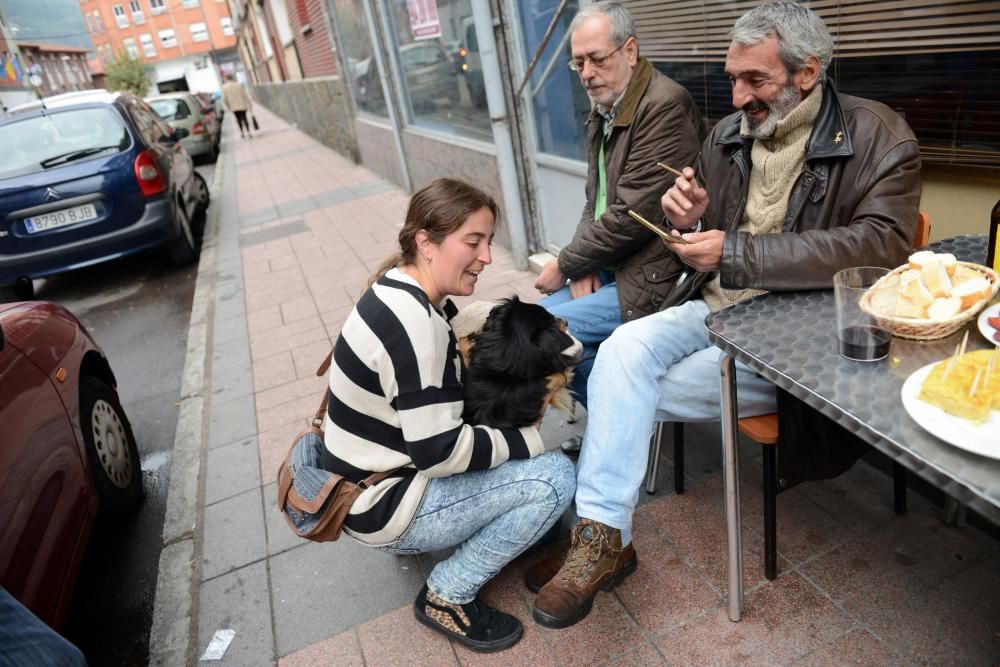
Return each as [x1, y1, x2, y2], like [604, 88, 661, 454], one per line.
[737, 413, 779, 445]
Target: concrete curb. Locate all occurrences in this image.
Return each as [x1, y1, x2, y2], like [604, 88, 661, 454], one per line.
[148, 154, 225, 666]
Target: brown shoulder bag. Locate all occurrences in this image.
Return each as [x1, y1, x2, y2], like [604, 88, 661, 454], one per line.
[276, 351, 402, 542]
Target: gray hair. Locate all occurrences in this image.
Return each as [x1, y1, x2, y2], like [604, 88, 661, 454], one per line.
[730, 2, 833, 79]
[569, 1, 636, 47]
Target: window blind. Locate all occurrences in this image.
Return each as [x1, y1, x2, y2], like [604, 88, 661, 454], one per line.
[635, 1, 1000, 166]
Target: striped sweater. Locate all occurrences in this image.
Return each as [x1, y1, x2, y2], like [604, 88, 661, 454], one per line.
[322, 268, 546, 546]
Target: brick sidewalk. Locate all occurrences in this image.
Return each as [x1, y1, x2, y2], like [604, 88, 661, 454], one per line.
[194, 106, 1000, 665]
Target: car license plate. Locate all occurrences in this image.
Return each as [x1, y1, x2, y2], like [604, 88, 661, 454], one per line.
[25, 203, 98, 234]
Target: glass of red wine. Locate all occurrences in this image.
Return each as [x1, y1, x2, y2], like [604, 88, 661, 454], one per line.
[834, 267, 894, 361]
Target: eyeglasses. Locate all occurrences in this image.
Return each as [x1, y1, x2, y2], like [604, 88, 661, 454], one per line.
[568, 41, 628, 72]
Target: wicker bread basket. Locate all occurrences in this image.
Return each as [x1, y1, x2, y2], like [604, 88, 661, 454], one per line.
[859, 261, 999, 340]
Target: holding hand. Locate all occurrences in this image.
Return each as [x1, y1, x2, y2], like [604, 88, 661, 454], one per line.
[569, 273, 601, 299]
[671, 230, 725, 272]
[535, 258, 566, 295]
[661, 166, 709, 230]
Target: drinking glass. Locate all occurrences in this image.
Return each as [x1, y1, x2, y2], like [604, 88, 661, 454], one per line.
[834, 267, 894, 361]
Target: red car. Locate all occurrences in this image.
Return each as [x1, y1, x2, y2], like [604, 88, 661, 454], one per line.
[0, 301, 141, 629]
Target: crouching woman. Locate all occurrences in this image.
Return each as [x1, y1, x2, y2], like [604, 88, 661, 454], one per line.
[322, 178, 575, 652]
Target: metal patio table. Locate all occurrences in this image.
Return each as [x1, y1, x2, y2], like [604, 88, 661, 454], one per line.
[705, 235, 999, 621]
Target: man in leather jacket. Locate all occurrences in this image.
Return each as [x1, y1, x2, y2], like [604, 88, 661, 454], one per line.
[530, 2, 921, 630]
[533, 1, 702, 409]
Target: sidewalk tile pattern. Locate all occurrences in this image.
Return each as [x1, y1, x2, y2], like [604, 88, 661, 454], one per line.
[197, 106, 1000, 665]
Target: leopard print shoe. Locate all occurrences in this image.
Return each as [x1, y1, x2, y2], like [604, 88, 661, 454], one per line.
[413, 584, 523, 653]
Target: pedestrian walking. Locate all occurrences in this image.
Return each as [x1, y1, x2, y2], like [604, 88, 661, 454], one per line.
[221, 73, 253, 138]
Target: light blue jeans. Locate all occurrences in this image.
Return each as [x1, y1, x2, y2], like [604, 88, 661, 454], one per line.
[576, 299, 777, 545]
[539, 275, 623, 407]
[382, 451, 576, 604]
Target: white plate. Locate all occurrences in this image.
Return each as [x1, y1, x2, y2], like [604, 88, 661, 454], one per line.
[978, 302, 1000, 347]
[25, 202, 98, 234]
[901, 362, 1000, 460]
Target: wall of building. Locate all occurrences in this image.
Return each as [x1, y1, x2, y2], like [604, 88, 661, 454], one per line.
[288, 0, 339, 77]
[253, 76, 358, 161]
[400, 129, 511, 249]
[920, 166, 1000, 242]
[354, 117, 405, 186]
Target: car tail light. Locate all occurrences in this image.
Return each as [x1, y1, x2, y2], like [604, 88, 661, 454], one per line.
[192, 120, 206, 135]
[134, 150, 165, 197]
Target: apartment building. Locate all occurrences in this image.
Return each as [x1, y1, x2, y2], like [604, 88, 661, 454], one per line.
[0, 7, 33, 110]
[15, 42, 93, 98]
[81, 0, 239, 94]
[226, 0, 338, 84]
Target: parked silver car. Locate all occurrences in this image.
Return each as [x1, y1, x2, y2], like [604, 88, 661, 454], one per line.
[146, 92, 220, 162]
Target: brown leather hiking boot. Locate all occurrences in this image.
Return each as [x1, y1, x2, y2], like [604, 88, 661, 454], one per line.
[532, 519, 637, 628]
[524, 545, 567, 593]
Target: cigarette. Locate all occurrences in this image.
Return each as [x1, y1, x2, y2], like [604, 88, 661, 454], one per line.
[656, 162, 686, 179]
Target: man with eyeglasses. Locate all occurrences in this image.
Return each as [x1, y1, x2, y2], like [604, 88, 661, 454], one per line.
[529, 1, 920, 630]
[534, 0, 702, 417]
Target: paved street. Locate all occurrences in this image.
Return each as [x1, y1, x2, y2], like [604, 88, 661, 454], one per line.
[24, 163, 214, 666]
[145, 108, 1000, 665]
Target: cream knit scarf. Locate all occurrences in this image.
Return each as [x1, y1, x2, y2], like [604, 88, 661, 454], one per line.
[701, 83, 823, 311]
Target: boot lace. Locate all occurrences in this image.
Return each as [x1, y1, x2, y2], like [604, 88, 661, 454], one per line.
[558, 522, 620, 584]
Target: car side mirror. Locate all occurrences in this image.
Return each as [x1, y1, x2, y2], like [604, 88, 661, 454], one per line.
[173, 127, 190, 140]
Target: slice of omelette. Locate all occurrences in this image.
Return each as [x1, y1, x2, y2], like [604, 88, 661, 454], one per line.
[919, 350, 1000, 423]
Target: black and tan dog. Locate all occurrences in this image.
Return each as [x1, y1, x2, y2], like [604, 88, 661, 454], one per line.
[453, 297, 581, 429]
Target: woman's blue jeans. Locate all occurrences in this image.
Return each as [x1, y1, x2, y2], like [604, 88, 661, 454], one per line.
[381, 451, 576, 604]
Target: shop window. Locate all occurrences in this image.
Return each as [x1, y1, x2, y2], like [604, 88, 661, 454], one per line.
[383, 0, 491, 142]
[332, 0, 386, 117]
[516, 0, 589, 160]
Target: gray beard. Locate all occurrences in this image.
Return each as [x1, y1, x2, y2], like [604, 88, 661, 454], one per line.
[744, 84, 802, 139]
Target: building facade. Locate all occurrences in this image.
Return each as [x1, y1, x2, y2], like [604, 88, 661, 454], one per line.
[233, 0, 1000, 264]
[14, 42, 94, 98]
[80, 0, 239, 94]
[0, 8, 33, 111]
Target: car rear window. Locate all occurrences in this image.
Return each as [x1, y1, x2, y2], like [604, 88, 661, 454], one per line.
[0, 107, 130, 178]
[149, 99, 191, 121]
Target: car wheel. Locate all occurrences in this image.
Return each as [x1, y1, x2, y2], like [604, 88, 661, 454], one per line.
[192, 171, 210, 212]
[166, 201, 198, 266]
[80, 376, 143, 518]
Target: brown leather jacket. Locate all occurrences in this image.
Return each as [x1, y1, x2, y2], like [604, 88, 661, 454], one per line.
[659, 82, 922, 311]
[556, 58, 703, 321]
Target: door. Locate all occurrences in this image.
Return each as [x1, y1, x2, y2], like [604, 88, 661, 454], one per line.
[510, 0, 593, 251]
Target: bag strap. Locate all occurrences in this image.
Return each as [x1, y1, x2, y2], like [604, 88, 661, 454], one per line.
[313, 349, 334, 428]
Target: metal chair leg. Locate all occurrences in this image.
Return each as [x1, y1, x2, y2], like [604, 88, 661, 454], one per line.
[645, 422, 666, 494]
[673, 422, 685, 495]
[763, 444, 778, 580]
[944, 495, 968, 527]
[892, 461, 907, 515]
